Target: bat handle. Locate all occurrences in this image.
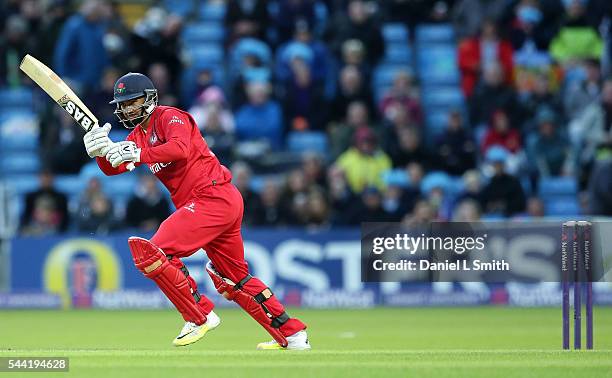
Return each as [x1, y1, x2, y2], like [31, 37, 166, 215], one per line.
[126, 162, 135, 171]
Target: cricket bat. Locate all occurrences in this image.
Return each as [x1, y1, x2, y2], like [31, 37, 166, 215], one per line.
[19, 54, 135, 171]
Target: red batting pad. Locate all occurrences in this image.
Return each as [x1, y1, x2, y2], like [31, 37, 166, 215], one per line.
[128, 237, 207, 325]
[206, 262, 289, 347]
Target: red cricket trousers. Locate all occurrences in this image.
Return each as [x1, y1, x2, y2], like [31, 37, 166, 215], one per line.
[151, 182, 305, 336]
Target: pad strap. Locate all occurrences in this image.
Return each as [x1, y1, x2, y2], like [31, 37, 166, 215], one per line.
[168, 255, 201, 303]
[270, 312, 290, 328]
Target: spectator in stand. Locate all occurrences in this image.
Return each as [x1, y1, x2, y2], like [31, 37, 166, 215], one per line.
[481, 109, 522, 156]
[385, 124, 432, 169]
[131, 8, 183, 83]
[452, 198, 482, 222]
[189, 86, 235, 165]
[353, 186, 389, 223]
[402, 199, 435, 228]
[384, 0, 432, 35]
[564, 58, 601, 120]
[302, 152, 327, 189]
[452, 0, 508, 40]
[550, 0, 603, 65]
[480, 146, 527, 216]
[76, 178, 119, 234]
[278, 45, 328, 130]
[20, 197, 63, 236]
[327, 165, 358, 225]
[507, 0, 564, 51]
[458, 19, 514, 98]
[37, 0, 71, 66]
[252, 180, 285, 226]
[421, 172, 454, 221]
[275, 19, 331, 87]
[86, 67, 121, 126]
[470, 63, 519, 126]
[272, 0, 318, 46]
[148, 62, 178, 107]
[125, 175, 171, 232]
[335, 126, 392, 193]
[190, 86, 235, 134]
[517, 71, 563, 130]
[455, 169, 483, 204]
[225, 0, 268, 44]
[436, 110, 476, 175]
[569, 78, 612, 171]
[20, 170, 69, 233]
[279, 169, 311, 225]
[229, 38, 272, 109]
[235, 80, 284, 149]
[53, 0, 111, 91]
[328, 100, 372, 159]
[381, 184, 414, 222]
[526, 107, 572, 178]
[326, 0, 384, 66]
[304, 187, 330, 228]
[379, 69, 422, 125]
[231, 161, 262, 226]
[330, 65, 375, 123]
[435, 110, 477, 175]
[0, 15, 37, 87]
[340, 39, 371, 83]
[525, 196, 545, 218]
[41, 107, 91, 174]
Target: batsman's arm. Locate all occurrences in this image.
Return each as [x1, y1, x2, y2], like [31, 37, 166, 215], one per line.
[138, 113, 191, 163]
[95, 156, 140, 176]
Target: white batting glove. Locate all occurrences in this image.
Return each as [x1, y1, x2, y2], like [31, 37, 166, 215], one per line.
[105, 141, 141, 168]
[83, 123, 112, 158]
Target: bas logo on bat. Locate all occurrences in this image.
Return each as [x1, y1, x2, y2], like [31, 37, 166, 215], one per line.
[59, 95, 94, 131]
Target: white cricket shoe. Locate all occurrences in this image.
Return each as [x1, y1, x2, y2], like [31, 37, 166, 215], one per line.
[256, 330, 311, 350]
[172, 310, 221, 347]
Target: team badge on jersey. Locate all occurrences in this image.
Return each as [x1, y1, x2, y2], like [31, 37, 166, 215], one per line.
[150, 132, 158, 145]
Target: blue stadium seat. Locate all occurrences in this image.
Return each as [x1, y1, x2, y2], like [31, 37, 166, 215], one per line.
[199, 2, 226, 21]
[0, 134, 38, 152]
[55, 175, 86, 197]
[382, 169, 410, 188]
[187, 45, 225, 66]
[0, 88, 33, 112]
[103, 175, 138, 198]
[383, 43, 412, 65]
[421, 171, 452, 194]
[2, 174, 39, 194]
[0, 153, 40, 175]
[539, 177, 577, 196]
[287, 131, 329, 155]
[425, 111, 451, 141]
[382, 23, 409, 42]
[545, 198, 580, 216]
[163, 0, 194, 17]
[415, 24, 455, 44]
[417, 45, 459, 85]
[373, 64, 410, 89]
[182, 23, 225, 44]
[249, 175, 266, 193]
[421, 86, 465, 109]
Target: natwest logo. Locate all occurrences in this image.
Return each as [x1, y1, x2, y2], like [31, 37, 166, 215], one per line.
[148, 162, 171, 174]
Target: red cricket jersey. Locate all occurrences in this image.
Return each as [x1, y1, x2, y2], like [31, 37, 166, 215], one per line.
[96, 106, 232, 208]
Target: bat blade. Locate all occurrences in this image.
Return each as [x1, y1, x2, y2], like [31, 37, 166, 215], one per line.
[19, 54, 135, 171]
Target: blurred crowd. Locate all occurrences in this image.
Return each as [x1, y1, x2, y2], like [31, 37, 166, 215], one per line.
[3, 0, 612, 235]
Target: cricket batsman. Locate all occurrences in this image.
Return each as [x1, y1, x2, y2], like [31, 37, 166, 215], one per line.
[82, 72, 310, 350]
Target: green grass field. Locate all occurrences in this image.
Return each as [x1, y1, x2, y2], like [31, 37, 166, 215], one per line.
[0, 307, 611, 377]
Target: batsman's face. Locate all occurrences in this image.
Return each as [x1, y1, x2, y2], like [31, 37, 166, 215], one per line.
[120, 97, 146, 118]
